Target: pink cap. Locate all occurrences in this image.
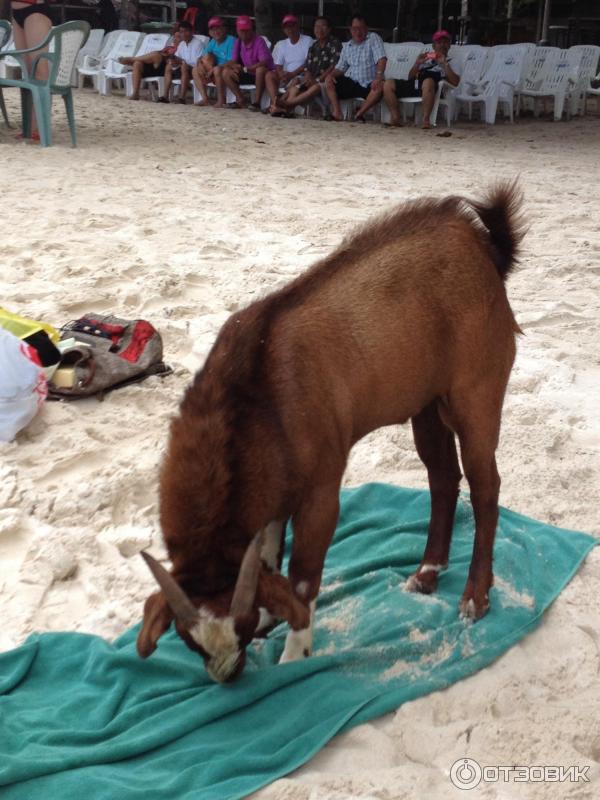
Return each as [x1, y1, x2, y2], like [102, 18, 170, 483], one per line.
[282, 14, 298, 25]
[236, 15, 253, 31]
[432, 29, 451, 42]
[208, 16, 224, 29]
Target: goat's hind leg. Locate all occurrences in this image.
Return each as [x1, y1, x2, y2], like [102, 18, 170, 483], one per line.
[406, 399, 462, 595]
[452, 385, 506, 620]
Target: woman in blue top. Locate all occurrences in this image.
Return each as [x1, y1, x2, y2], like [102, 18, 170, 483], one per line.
[192, 16, 236, 107]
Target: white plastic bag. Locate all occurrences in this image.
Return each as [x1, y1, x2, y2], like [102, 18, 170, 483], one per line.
[0, 328, 48, 442]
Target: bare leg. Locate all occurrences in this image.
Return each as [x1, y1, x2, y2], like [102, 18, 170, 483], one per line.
[213, 65, 226, 107]
[178, 63, 192, 102]
[130, 60, 143, 99]
[192, 65, 209, 104]
[265, 69, 281, 112]
[421, 77, 436, 128]
[222, 66, 245, 107]
[13, 12, 51, 136]
[160, 62, 174, 101]
[406, 400, 462, 594]
[355, 85, 383, 120]
[324, 75, 343, 121]
[383, 78, 402, 126]
[280, 481, 341, 662]
[253, 65, 267, 109]
[283, 82, 320, 110]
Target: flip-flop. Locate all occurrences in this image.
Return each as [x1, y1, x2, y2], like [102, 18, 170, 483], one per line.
[14, 131, 40, 142]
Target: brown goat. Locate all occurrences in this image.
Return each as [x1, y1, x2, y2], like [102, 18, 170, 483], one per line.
[138, 183, 525, 683]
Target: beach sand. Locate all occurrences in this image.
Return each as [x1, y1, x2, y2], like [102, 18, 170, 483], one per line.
[1, 90, 599, 798]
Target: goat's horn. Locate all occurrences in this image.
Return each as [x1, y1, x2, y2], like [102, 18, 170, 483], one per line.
[229, 531, 265, 617]
[140, 551, 199, 629]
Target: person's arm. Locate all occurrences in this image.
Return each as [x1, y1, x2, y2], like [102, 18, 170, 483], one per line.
[409, 53, 427, 79]
[223, 39, 241, 70]
[330, 44, 348, 81]
[438, 54, 459, 86]
[248, 37, 273, 71]
[371, 55, 387, 90]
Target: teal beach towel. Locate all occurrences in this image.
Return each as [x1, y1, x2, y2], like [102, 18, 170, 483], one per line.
[0, 484, 596, 800]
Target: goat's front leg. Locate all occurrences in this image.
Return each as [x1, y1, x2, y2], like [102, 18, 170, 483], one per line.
[255, 520, 285, 636]
[279, 482, 340, 663]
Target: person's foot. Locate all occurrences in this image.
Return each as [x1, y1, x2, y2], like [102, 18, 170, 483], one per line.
[226, 101, 245, 109]
[129, 94, 140, 101]
[156, 96, 169, 104]
[176, 98, 186, 104]
[15, 131, 40, 142]
[248, 103, 261, 112]
[331, 112, 343, 121]
[194, 100, 210, 107]
[213, 102, 225, 109]
[422, 118, 431, 129]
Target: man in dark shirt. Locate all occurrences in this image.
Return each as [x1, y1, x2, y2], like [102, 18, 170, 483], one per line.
[279, 16, 341, 113]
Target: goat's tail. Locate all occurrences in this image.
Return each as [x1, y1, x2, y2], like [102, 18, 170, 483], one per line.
[465, 180, 526, 281]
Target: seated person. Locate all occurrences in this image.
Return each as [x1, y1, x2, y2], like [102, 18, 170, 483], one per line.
[157, 20, 203, 104]
[279, 16, 341, 114]
[324, 15, 386, 123]
[221, 15, 274, 111]
[121, 26, 181, 101]
[192, 16, 236, 107]
[264, 14, 313, 116]
[383, 30, 459, 129]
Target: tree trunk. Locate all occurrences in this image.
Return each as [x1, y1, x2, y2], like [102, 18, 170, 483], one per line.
[253, 0, 272, 37]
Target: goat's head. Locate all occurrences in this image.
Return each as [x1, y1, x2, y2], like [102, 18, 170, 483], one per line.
[137, 532, 265, 683]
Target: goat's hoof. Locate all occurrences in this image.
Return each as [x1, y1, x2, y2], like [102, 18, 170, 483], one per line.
[405, 563, 445, 594]
[459, 594, 490, 621]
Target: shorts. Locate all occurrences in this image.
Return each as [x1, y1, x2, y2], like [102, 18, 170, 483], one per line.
[239, 70, 255, 85]
[142, 61, 166, 79]
[12, 2, 53, 27]
[393, 70, 442, 98]
[335, 75, 371, 100]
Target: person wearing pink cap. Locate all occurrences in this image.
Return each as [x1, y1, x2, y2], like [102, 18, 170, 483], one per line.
[383, 30, 459, 129]
[221, 15, 274, 110]
[264, 14, 313, 116]
[192, 17, 236, 107]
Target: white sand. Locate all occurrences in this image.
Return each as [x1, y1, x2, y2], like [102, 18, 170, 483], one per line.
[1, 91, 599, 798]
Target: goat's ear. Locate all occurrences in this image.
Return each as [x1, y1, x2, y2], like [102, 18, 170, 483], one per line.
[137, 591, 174, 658]
[256, 572, 310, 630]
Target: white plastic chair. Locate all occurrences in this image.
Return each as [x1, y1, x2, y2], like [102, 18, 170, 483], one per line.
[517, 47, 575, 120]
[379, 43, 424, 124]
[98, 33, 169, 96]
[0, 33, 21, 81]
[454, 46, 528, 124]
[567, 44, 600, 116]
[70, 28, 103, 86]
[76, 29, 121, 88]
[434, 46, 490, 127]
[96, 32, 144, 95]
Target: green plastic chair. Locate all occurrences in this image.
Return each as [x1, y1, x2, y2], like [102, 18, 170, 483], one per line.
[0, 19, 11, 127]
[0, 21, 90, 146]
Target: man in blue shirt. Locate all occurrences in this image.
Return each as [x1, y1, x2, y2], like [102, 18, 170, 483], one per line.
[192, 16, 236, 107]
[325, 15, 386, 122]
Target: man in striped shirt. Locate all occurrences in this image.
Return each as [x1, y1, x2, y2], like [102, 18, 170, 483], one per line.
[325, 15, 386, 122]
